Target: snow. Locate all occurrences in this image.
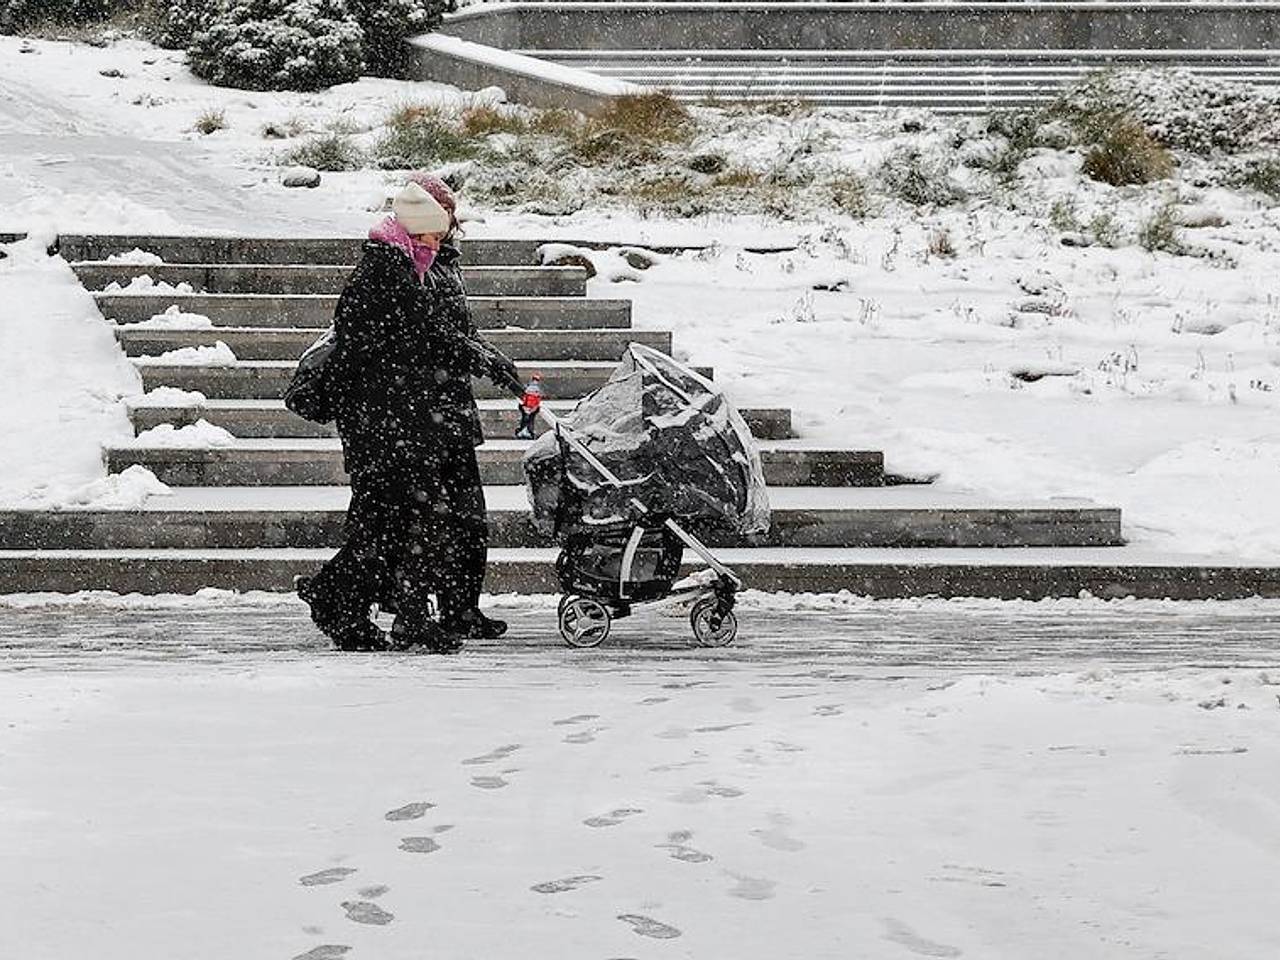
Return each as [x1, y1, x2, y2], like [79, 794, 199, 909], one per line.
[2, 635, 1280, 959]
[104, 247, 165, 265]
[140, 341, 238, 365]
[0, 233, 139, 506]
[100, 274, 195, 295]
[117, 304, 215, 329]
[125, 385, 208, 407]
[129, 419, 238, 448]
[11, 464, 174, 510]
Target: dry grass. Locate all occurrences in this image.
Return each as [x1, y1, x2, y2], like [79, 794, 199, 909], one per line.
[460, 106, 528, 138]
[1082, 115, 1175, 186]
[194, 108, 226, 135]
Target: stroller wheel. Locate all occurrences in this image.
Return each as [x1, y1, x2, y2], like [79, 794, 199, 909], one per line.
[690, 598, 738, 647]
[558, 596, 611, 648]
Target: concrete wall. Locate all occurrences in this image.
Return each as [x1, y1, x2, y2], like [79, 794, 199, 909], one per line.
[442, 2, 1280, 51]
[407, 34, 641, 112]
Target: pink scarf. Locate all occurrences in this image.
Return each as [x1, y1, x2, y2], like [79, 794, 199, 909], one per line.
[368, 215, 436, 281]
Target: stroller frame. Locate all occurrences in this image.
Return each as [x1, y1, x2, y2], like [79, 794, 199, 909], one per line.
[539, 404, 744, 648]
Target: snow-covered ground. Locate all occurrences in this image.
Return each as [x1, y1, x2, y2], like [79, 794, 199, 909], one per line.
[2, 34, 1280, 563]
[3, 593, 1280, 960]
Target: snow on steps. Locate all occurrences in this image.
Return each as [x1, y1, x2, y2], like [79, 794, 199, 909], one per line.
[126, 397, 794, 440]
[95, 293, 634, 329]
[130, 358, 707, 400]
[3, 547, 1277, 600]
[103, 439, 882, 488]
[0, 486, 1121, 551]
[116, 326, 672, 362]
[74, 262, 591, 298]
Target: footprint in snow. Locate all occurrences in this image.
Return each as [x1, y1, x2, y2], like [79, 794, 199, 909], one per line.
[292, 946, 351, 960]
[731, 697, 763, 713]
[563, 729, 598, 744]
[530, 874, 603, 894]
[553, 714, 600, 726]
[639, 696, 669, 705]
[657, 830, 713, 863]
[673, 781, 745, 804]
[728, 874, 777, 901]
[752, 812, 806, 852]
[583, 807, 643, 828]
[341, 901, 394, 926]
[694, 722, 754, 734]
[385, 801, 435, 821]
[617, 914, 682, 939]
[813, 704, 844, 717]
[462, 744, 521, 766]
[399, 836, 441, 854]
[881, 918, 962, 958]
[471, 774, 510, 790]
[357, 885, 390, 899]
[298, 867, 356, 887]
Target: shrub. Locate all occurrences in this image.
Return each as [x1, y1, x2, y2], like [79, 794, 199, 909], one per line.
[1088, 211, 1121, 248]
[375, 103, 477, 167]
[194, 107, 227, 134]
[528, 108, 582, 136]
[151, 0, 216, 49]
[1081, 114, 1174, 186]
[188, 0, 364, 92]
[879, 147, 965, 207]
[590, 93, 692, 144]
[285, 132, 363, 171]
[927, 228, 957, 259]
[827, 172, 869, 218]
[348, 0, 450, 78]
[0, 0, 113, 31]
[1138, 204, 1182, 253]
[1227, 157, 1280, 202]
[459, 105, 527, 138]
[1049, 197, 1081, 232]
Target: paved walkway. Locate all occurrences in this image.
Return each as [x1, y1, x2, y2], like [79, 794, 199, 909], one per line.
[3, 599, 1277, 674]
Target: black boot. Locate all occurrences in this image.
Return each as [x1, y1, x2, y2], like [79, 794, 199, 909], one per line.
[296, 575, 388, 652]
[445, 609, 508, 640]
[390, 616, 464, 654]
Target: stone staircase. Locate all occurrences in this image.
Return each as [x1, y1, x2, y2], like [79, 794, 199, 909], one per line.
[524, 49, 1280, 111]
[1, 233, 1277, 599]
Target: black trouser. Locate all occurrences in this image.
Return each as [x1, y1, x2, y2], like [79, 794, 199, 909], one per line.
[311, 437, 489, 627]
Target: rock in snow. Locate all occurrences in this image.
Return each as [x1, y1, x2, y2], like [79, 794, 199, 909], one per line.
[281, 166, 321, 189]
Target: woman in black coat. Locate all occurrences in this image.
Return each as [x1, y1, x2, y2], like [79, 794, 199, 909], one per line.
[298, 176, 522, 653]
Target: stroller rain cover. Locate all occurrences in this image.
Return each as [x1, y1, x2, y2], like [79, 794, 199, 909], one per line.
[522, 343, 770, 539]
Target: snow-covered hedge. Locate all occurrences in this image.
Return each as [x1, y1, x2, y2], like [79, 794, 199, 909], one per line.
[152, 0, 218, 50]
[349, 0, 451, 77]
[0, 0, 111, 31]
[188, 0, 364, 92]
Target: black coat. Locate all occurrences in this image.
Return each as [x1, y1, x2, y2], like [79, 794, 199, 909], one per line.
[332, 240, 510, 471]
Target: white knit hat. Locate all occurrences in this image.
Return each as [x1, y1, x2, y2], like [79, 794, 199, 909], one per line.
[392, 181, 451, 235]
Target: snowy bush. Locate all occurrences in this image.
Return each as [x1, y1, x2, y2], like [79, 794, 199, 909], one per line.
[348, 0, 451, 77]
[285, 132, 364, 170]
[0, 0, 112, 31]
[1055, 70, 1280, 155]
[152, 0, 218, 50]
[878, 146, 965, 207]
[188, 0, 364, 92]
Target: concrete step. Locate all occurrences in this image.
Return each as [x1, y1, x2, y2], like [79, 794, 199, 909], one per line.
[118, 327, 671, 362]
[61, 236, 551, 266]
[75, 263, 589, 297]
[126, 398, 794, 441]
[57, 235, 799, 266]
[132, 359, 709, 401]
[96, 294, 632, 329]
[104, 439, 882, 488]
[0, 487, 1121, 550]
[1, 546, 1271, 599]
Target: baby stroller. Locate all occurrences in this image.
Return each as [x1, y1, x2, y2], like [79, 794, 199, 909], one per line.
[522, 344, 771, 648]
